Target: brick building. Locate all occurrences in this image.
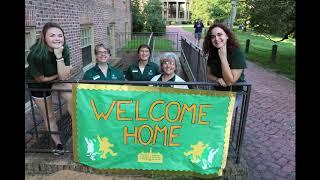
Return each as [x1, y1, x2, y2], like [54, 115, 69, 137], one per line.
[25, 0, 132, 77]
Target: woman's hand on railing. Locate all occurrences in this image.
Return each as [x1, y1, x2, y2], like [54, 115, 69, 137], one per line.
[217, 78, 227, 87]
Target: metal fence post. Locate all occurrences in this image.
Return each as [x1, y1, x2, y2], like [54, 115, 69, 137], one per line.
[245, 39, 250, 53]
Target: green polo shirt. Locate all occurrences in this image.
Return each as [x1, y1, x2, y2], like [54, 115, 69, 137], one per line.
[26, 49, 70, 88]
[156, 74, 175, 88]
[207, 48, 247, 91]
[125, 61, 160, 81]
[83, 64, 125, 81]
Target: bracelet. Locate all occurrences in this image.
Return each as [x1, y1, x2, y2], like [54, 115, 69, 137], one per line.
[56, 57, 64, 62]
[56, 57, 63, 60]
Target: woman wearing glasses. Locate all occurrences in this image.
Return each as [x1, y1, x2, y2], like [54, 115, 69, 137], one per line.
[125, 44, 160, 81]
[83, 44, 125, 81]
[150, 52, 189, 89]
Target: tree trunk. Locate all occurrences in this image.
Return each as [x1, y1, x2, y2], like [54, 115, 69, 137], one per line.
[228, 0, 238, 30]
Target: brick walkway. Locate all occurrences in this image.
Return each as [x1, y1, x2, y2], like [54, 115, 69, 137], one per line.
[167, 25, 296, 179]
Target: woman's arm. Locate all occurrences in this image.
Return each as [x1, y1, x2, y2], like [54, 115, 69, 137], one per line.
[54, 46, 71, 80]
[34, 74, 58, 83]
[218, 46, 243, 86]
[207, 65, 218, 81]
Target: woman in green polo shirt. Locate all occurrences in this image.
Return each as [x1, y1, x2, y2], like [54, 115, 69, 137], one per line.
[125, 44, 160, 82]
[203, 23, 247, 107]
[26, 22, 72, 155]
[83, 44, 125, 81]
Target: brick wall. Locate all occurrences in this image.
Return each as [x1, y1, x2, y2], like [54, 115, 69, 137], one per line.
[25, 0, 132, 77]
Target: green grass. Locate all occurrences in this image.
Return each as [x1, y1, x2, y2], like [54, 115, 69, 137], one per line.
[182, 25, 195, 32]
[153, 38, 175, 51]
[180, 24, 296, 80]
[234, 29, 295, 80]
[122, 37, 174, 52]
[123, 38, 149, 51]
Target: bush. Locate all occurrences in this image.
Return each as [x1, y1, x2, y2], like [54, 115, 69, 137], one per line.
[181, 21, 191, 24]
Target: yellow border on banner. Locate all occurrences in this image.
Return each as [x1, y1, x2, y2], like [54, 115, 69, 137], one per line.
[218, 92, 236, 176]
[71, 83, 79, 162]
[77, 84, 234, 97]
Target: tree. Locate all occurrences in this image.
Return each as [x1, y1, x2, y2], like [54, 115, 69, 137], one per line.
[143, 0, 166, 32]
[132, 0, 144, 32]
[247, 0, 295, 36]
[226, 0, 238, 29]
[189, 0, 212, 25]
[208, 0, 231, 24]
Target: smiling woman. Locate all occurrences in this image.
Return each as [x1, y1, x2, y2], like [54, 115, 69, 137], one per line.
[82, 43, 125, 81]
[125, 44, 160, 82]
[26, 22, 72, 155]
[150, 52, 189, 89]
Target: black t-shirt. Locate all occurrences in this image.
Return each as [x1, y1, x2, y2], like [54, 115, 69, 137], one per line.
[207, 48, 247, 91]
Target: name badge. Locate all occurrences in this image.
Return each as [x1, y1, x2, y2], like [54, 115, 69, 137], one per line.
[132, 70, 138, 73]
[93, 75, 100, 80]
[148, 70, 154, 76]
[111, 74, 117, 80]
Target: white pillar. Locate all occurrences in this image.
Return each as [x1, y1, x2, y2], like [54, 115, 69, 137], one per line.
[187, 2, 190, 21]
[166, 2, 169, 20]
[184, 3, 186, 21]
[176, 1, 178, 22]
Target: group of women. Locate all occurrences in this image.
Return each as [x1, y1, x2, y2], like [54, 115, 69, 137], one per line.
[26, 22, 246, 155]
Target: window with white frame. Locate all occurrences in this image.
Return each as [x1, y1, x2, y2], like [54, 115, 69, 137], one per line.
[25, 27, 36, 68]
[80, 25, 94, 68]
[25, 27, 36, 106]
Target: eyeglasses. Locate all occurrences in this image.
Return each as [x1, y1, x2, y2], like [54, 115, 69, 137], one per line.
[139, 50, 150, 53]
[162, 61, 175, 65]
[97, 51, 110, 55]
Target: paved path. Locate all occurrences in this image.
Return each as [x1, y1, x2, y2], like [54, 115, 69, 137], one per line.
[166, 25, 296, 179]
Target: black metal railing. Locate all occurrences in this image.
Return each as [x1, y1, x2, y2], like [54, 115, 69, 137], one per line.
[180, 36, 251, 163]
[25, 31, 251, 164]
[180, 36, 207, 82]
[25, 80, 250, 164]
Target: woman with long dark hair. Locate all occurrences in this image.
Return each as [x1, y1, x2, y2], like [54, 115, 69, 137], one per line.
[203, 23, 247, 88]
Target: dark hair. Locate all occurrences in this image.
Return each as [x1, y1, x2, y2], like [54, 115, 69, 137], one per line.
[202, 23, 240, 56]
[94, 43, 111, 55]
[137, 44, 151, 54]
[28, 22, 69, 64]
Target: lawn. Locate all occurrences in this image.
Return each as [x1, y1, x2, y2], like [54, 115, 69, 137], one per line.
[122, 37, 174, 52]
[180, 25, 296, 80]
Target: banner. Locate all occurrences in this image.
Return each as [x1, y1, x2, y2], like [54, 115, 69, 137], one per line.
[72, 84, 236, 176]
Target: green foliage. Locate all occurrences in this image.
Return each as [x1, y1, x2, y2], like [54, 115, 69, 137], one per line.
[235, 0, 250, 26]
[132, 0, 144, 32]
[247, 0, 295, 35]
[208, 0, 231, 23]
[143, 0, 166, 32]
[189, 0, 212, 24]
